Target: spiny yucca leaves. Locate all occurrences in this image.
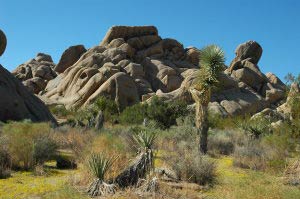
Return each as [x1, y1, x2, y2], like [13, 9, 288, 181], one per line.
[133, 131, 157, 150]
[195, 45, 225, 90]
[87, 153, 115, 180]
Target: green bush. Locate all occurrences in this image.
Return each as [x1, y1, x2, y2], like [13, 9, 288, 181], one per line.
[119, 103, 148, 124]
[120, 97, 188, 129]
[237, 117, 271, 139]
[146, 97, 188, 129]
[72, 96, 119, 126]
[208, 114, 247, 130]
[94, 96, 119, 115]
[2, 122, 58, 170]
[49, 105, 71, 118]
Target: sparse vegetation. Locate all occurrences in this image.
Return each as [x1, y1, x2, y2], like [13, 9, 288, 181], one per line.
[1, 122, 57, 170]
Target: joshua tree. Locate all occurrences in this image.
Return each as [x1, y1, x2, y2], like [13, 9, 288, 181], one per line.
[87, 153, 116, 197]
[190, 45, 225, 154]
[0, 29, 7, 57]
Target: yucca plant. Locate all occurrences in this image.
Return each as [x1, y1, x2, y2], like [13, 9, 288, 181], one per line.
[133, 131, 157, 150]
[115, 131, 157, 188]
[87, 153, 116, 197]
[133, 131, 157, 172]
[190, 45, 225, 153]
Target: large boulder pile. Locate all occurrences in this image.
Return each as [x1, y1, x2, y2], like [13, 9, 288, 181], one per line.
[0, 29, 56, 123]
[220, 40, 286, 115]
[12, 26, 287, 117]
[41, 26, 198, 109]
[12, 53, 57, 94]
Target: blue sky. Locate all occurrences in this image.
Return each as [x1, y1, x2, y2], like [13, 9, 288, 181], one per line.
[0, 0, 299, 81]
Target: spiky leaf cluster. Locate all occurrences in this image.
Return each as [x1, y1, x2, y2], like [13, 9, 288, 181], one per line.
[87, 153, 115, 180]
[194, 45, 225, 94]
[133, 131, 156, 150]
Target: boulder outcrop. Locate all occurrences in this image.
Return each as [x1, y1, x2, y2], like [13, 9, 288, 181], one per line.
[54, 45, 87, 73]
[11, 26, 287, 117]
[12, 53, 57, 94]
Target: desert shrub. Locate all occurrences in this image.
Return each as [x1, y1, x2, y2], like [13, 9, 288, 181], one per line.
[49, 105, 71, 118]
[233, 142, 267, 170]
[233, 132, 292, 171]
[119, 103, 148, 124]
[260, 133, 293, 171]
[168, 143, 216, 185]
[146, 97, 189, 129]
[71, 96, 119, 126]
[33, 136, 58, 165]
[289, 91, 300, 121]
[119, 97, 188, 129]
[52, 127, 94, 161]
[237, 116, 271, 139]
[208, 114, 248, 130]
[2, 122, 57, 170]
[93, 96, 119, 123]
[0, 136, 11, 178]
[176, 112, 195, 127]
[208, 131, 235, 156]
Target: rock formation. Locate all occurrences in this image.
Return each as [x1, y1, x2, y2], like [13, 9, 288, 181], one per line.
[54, 45, 87, 73]
[0, 29, 56, 123]
[12, 26, 287, 117]
[12, 53, 57, 94]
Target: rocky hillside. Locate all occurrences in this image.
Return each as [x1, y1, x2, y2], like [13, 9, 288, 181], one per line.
[12, 26, 287, 116]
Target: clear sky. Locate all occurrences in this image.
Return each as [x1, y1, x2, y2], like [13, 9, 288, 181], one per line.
[0, 0, 299, 81]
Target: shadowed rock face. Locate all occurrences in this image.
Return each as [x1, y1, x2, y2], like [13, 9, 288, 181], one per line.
[0, 65, 57, 123]
[11, 26, 287, 117]
[0, 29, 6, 56]
[0, 29, 56, 124]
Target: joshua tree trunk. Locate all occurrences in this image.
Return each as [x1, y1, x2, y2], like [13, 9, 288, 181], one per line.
[195, 101, 209, 154]
[190, 88, 210, 154]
